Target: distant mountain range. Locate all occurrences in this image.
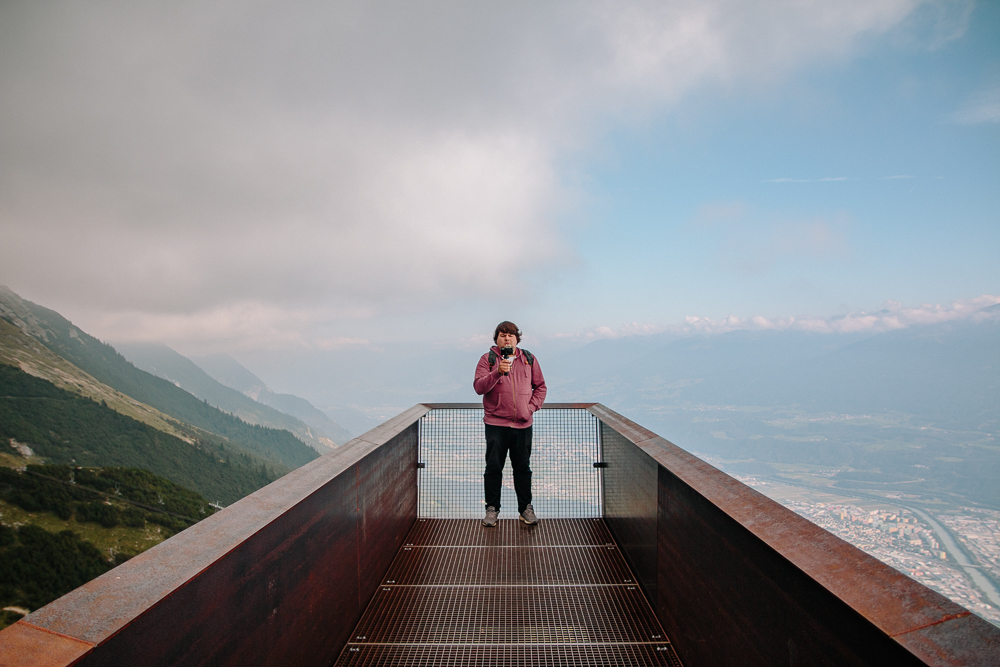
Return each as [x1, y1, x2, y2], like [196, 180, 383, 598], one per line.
[542, 306, 1000, 507]
[546, 307, 999, 429]
[188, 353, 357, 443]
[0, 317, 190, 442]
[114, 343, 350, 451]
[0, 363, 276, 504]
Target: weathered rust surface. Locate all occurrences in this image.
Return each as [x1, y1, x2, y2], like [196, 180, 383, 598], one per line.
[5, 401, 997, 666]
[896, 613, 1000, 665]
[78, 467, 362, 666]
[356, 422, 418, 606]
[601, 420, 659, 603]
[0, 622, 93, 667]
[589, 403, 1000, 666]
[21, 439, 365, 643]
[0, 405, 429, 667]
[656, 464, 923, 665]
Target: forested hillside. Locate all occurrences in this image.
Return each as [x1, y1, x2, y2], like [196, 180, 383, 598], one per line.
[0, 364, 279, 504]
[0, 464, 217, 629]
[0, 287, 317, 470]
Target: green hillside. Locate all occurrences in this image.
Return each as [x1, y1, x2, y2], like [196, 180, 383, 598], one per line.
[0, 287, 317, 470]
[0, 523, 116, 629]
[0, 363, 280, 504]
[0, 463, 218, 629]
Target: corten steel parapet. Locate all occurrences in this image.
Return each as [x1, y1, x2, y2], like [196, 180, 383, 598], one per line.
[590, 404, 1000, 667]
[2, 402, 998, 666]
[0, 404, 429, 667]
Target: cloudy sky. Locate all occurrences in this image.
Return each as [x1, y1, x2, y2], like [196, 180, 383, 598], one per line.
[2, 1, 997, 363]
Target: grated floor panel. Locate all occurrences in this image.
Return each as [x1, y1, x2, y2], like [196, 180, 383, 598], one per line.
[336, 645, 681, 666]
[334, 519, 682, 666]
[404, 517, 614, 547]
[384, 545, 634, 586]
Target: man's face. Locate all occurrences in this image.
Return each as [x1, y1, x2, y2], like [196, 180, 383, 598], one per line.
[496, 332, 518, 351]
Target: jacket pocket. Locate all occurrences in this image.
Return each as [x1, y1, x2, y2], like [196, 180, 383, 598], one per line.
[514, 384, 532, 422]
[490, 380, 515, 419]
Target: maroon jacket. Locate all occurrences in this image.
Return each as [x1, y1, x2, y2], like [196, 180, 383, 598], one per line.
[473, 346, 547, 428]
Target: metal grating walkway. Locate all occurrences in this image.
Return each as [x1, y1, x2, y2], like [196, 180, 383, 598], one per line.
[335, 518, 682, 666]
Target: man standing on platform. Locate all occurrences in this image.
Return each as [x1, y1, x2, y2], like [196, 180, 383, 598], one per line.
[473, 321, 547, 527]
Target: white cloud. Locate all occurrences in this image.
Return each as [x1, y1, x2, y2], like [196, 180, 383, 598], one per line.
[0, 0, 935, 347]
[571, 294, 1000, 340]
[94, 302, 334, 351]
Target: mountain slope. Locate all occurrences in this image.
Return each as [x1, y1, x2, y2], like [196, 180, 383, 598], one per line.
[0, 318, 193, 443]
[191, 353, 354, 442]
[0, 287, 317, 470]
[115, 342, 340, 452]
[0, 364, 279, 504]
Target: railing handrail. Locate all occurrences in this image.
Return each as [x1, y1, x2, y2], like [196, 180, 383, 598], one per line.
[417, 403, 602, 519]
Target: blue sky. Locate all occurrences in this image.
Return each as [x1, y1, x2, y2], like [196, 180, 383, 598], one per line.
[529, 1, 999, 336]
[0, 1, 997, 359]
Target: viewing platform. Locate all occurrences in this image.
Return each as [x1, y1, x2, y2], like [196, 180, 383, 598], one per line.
[336, 518, 678, 666]
[1, 404, 997, 666]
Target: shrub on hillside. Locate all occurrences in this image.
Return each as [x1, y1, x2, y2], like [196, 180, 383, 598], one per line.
[0, 524, 114, 612]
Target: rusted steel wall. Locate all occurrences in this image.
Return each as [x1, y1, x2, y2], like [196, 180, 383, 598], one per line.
[0, 405, 427, 667]
[590, 404, 1000, 667]
[601, 421, 658, 603]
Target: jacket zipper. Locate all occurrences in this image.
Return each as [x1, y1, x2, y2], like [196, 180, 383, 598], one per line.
[510, 353, 516, 408]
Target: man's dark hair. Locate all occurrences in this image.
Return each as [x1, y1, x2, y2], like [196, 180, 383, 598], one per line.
[493, 321, 522, 343]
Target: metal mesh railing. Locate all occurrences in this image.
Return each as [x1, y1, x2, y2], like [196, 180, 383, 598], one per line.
[418, 407, 602, 519]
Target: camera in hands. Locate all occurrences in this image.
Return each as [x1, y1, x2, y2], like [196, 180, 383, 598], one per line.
[500, 345, 513, 375]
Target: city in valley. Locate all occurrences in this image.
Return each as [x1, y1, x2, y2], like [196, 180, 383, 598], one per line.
[724, 471, 1000, 628]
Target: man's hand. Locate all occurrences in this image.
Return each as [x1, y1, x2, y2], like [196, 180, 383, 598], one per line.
[498, 358, 512, 374]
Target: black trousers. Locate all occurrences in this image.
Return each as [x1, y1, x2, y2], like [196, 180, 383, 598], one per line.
[484, 424, 532, 513]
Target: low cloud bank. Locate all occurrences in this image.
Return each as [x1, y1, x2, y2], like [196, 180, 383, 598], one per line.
[571, 294, 1000, 341]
